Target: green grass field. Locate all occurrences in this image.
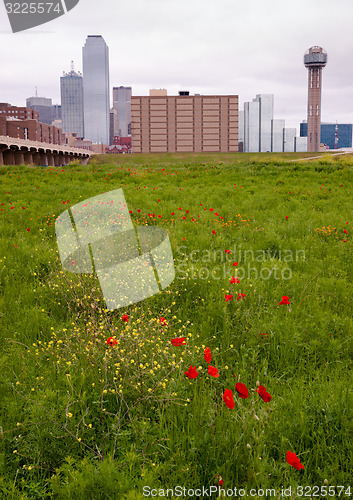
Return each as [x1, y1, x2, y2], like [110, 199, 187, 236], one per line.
[0, 152, 352, 499]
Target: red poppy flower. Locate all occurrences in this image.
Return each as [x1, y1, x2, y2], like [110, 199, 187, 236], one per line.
[215, 474, 223, 486]
[286, 451, 304, 470]
[233, 262, 238, 266]
[107, 337, 118, 346]
[121, 314, 129, 322]
[208, 365, 219, 377]
[185, 365, 198, 379]
[225, 294, 233, 302]
[225, 249, 231, 254]
[256, 384, 272, 402]
[212, 230, 216, 235]
[204, 347, 211, 363]
[279, 296, 290, 305]
[223, 389, 235, 409]
[237, 293, 246, 300]
[230, 276, 240, 284]
[344, 229, 348, 234]
[26, 228, 30, 231]
[171, 337, 186, 346]
[159, 317, 167, 326]
[285, 216, 288, 220]
[235, 382, 249, 399]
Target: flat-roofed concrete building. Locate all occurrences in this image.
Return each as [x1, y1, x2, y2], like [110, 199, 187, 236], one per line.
[131, 91, 238, 153]
[284, 128, 296, 152]
[271, 119, 285, 152]
[295, 136, 307, 152]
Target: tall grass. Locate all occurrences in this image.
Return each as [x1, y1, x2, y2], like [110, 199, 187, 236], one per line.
[0, 153, 352, 498]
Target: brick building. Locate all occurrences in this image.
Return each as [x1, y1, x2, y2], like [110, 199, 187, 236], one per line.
[0, 102, 39, 120]
[131, 91, 238, 153]
[0, 103, 62, 145]
[106, 136, 132, 154]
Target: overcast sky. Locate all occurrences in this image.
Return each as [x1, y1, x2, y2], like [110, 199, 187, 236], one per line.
[1, 0, 353, 132]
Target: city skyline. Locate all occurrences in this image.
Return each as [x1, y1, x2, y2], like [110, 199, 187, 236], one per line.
[1, 0, 353, 133]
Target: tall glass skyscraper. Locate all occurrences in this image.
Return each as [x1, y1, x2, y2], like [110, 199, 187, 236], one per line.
[82, 35, 110, 144]
[60, 63, 84, 138]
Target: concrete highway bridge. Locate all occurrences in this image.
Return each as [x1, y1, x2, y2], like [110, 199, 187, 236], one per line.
[0, 136, 93, 166]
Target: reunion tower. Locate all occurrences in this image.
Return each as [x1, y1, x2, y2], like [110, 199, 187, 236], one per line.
[304, 46, 327, 152]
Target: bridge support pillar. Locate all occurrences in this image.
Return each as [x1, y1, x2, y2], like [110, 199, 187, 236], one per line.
[15, 152, 25, 165]
[47, 154, 55, 167]
[41, 154, 48, 166]
[0, 151, 3, 165]
[3, 150, 15, 165]
[32, 152, 41, 165]
[24, 152, 33, 164]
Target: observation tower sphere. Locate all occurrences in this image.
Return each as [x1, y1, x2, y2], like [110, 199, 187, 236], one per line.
[304, 46, 327, 152]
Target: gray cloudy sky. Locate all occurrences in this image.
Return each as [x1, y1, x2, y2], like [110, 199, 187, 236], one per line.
[1, 0, 353, 132]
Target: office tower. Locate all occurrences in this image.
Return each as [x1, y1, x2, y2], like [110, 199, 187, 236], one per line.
[131, 91, 238, 153]
[255, 94, 273, 152]
[109, 108, 117, 145]
[52, 104, 62, 123]
[60, 62, 84, 137]
[82, 35, 110, 144]
[113, 86, 132, 137]
[300, 122, 352, 149]
[304, 46, 327, 152]
[243, 94, 273, 152]
[271, 119, 285, 152]
[26, 95, 52, 124]
[283, 128, 296, 152]
[244, 100, 260, 152]
[295, 137, 307, 152]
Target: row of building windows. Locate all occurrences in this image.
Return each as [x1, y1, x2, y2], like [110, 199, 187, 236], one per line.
[133, 140, 237, 145]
